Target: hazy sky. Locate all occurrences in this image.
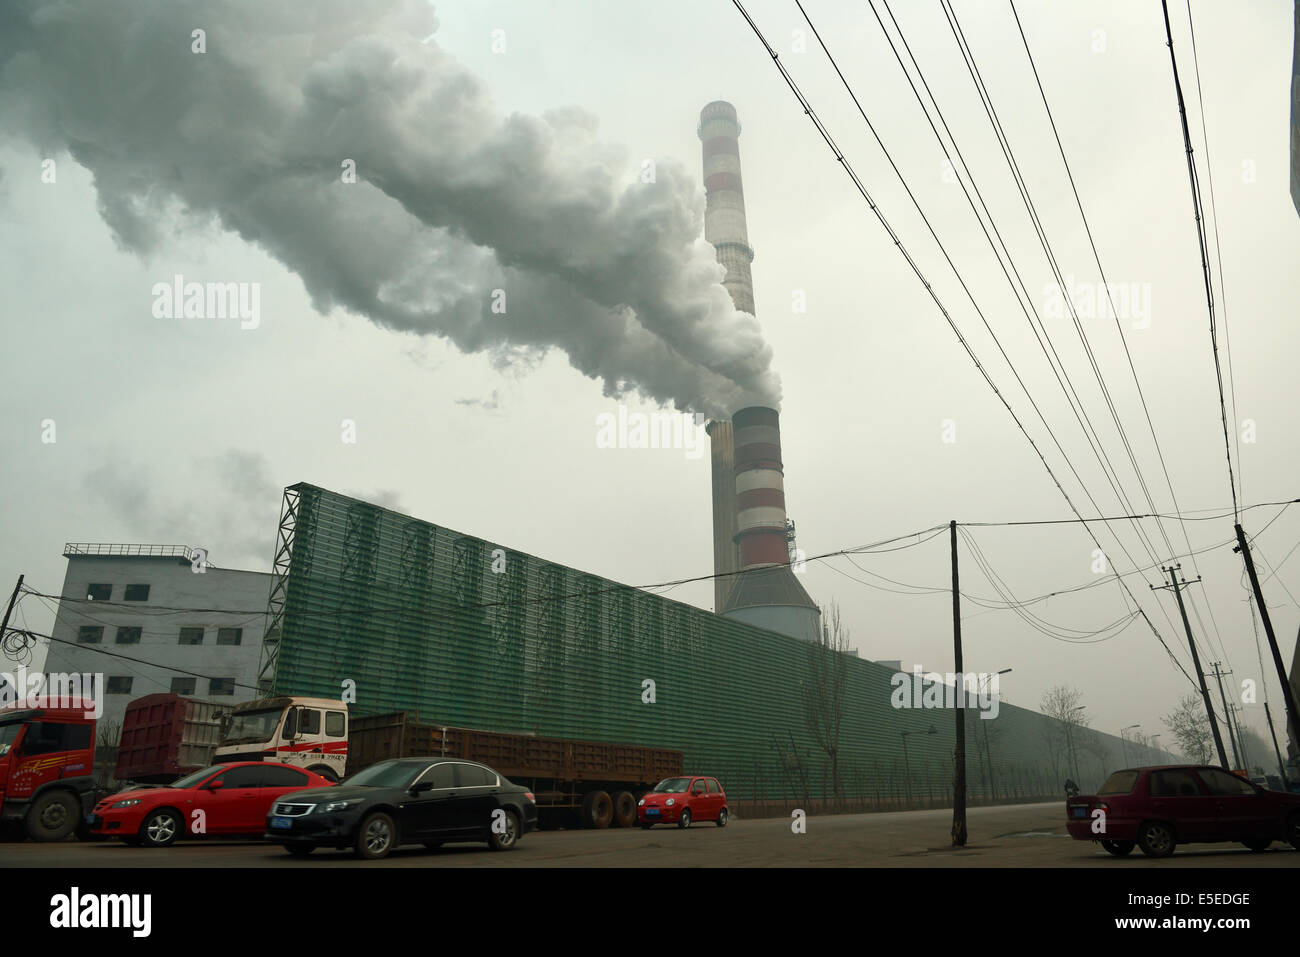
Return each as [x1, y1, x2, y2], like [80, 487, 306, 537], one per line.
[2, 0, 1297, 759]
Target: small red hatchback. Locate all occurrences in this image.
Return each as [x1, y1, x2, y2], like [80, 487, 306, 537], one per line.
[1066, 765, 1300, 858]
[92, 762, 335, 847]
[638, 775, 728, 828]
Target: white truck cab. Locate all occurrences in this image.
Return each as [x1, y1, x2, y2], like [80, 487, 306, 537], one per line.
[214, 696, 348, 782]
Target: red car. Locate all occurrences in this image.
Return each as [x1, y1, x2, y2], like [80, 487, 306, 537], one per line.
[638, 775, 728, 828]
[1066, 765, 1300, 858]
[92, 762, 334, 847]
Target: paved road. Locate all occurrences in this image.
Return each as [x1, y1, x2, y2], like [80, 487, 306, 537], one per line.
[2, 802, 1297, 867]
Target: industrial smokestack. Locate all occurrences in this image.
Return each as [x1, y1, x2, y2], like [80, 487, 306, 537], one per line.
[699, 100, 751, 611]
[723, 406, 819, 641]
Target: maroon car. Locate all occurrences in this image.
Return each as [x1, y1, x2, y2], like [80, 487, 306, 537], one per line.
[1066, 765, 1300, 858]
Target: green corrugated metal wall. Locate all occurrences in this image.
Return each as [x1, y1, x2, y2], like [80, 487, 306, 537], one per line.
[270, 483, 1155, 801]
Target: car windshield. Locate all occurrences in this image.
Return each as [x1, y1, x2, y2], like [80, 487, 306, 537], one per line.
[169, 766, 224, 789]
[344, 761, 424, 789]
[222, 708, 283, 745]
[1098, 771, 1139, 795]
[653, 777, 692, 793]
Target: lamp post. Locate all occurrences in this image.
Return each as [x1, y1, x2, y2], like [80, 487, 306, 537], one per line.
[901, 725, 937, 808]
[1151, 733, 1163, 764]
[978, 669, 1011, 801]
[1121, 724, 1140, 767]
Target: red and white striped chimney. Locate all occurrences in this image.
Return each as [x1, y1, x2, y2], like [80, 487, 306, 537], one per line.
[732, 406, 791, 569]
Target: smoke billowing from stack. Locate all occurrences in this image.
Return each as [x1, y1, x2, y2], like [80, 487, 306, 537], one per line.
[698, 101, 818, 638]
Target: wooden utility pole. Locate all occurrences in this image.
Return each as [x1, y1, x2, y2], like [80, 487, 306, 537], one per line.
[1264, 702, 1290, 788]
[1209, 662, 1241, 769]
[0, 575, 23, 644]
[1234, 524, 1300, 767]
[950, 521, 966, 847]
[1152, 565, 1228, 767]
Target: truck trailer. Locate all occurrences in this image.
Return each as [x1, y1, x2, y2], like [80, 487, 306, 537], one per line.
[348, 711, 683, 828]
[114, 693, 227, 784]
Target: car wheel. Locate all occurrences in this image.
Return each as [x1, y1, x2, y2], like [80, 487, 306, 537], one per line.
[1137, 821, 1176, 858]
[354, 811, 396, 860]
[716, 807, 729, 828]
[1288, 813, 1300, 852]
[1241, 839, 1271, 852]
[488, 809, 520, 851]
[677, 807, 692, 829]
[139, 809, 183, 848]
[1100, 840, 1134, 857]
[26, 791, 80, 842]
[283, 842, 315, 857]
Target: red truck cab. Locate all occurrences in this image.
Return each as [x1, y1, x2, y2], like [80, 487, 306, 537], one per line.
[0, 698, 98, 841]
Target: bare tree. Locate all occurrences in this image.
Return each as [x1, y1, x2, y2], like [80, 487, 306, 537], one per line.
[803, 601, 849, 804]
[1164, 693, 1211, 763]
[1040, 685, 1091, 785]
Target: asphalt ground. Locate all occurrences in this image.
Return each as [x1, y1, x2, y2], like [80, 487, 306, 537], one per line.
[2, 801, 1297, 867]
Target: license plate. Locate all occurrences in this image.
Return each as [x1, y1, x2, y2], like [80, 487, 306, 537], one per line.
[270, 816, 293, 829]
[646, 808, 660, 816]
[1071, 807, 1087, 819]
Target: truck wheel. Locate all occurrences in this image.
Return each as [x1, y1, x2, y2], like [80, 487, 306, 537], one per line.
[355, 812, 397, 860]
[1241, 839, 1271, 852]
[140, 808, 183, 848]
[488, 810, 520, 851]
[1137, 821, 1176, 858]
[26, 790, 80, 842]
[580, 790, 614, 829]
[308, 765, 339, 784]
[611, 791, 636, 828]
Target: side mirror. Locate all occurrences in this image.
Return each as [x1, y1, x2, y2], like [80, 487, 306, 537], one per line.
[207, 779, 225, 791]
[411, 781, 435, 795]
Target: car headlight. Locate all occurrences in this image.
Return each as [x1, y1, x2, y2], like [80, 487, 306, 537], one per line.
[320, 799, 363, 813]
[638, 798, 645, 806]
[111, 799, 142, 808]
[665, 798, 675, 806]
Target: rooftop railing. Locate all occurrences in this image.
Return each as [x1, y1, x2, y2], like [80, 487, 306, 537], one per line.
[62, 543, 201, 559]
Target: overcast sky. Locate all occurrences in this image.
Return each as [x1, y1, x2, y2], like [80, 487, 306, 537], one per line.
[2, 0, 1297, 758]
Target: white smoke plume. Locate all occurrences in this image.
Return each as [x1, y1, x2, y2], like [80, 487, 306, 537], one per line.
[0, 0, 780, 418]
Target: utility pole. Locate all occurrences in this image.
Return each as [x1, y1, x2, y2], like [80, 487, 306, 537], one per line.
[1234, 524, 1300, 770]
[1210, 662, 1241, 769]
[1227, 703, 1251, 772]
[0, 575, 23, 645]
[1264, 702, 1290, 788]
[950, 520, 966, 847]
[1152, 565, 1228, 767]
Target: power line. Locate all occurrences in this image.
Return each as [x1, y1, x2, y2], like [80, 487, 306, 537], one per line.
[733, 0, 1190, 686]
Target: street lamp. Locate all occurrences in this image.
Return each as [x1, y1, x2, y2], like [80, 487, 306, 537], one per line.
[901, 725, 938, 807]
[1120, 724, 1141, 767]
[978, 669, 1011, 801]
[1065, 706, 1086, 784]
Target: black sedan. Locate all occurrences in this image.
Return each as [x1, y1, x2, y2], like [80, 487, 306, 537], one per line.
[265, 757, 537, 859]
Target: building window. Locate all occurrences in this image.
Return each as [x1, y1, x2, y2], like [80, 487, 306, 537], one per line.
[106, 677, 133, 694]
[123, 584, 150, 602]
[178, 627, 204, 646]
[216, 628, 243, 646]
[114, 626, 142, 645]
[209, 678, 235, 696]
[77, 626, 104, 644]
[86, 584, 112, 601]
[170, 677, 197, 695]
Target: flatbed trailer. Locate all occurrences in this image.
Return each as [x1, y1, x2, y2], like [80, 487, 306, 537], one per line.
[348, 712, 682, 828]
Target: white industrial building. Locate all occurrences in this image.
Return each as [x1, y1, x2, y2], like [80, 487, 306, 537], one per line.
[42, 543, 272, 741]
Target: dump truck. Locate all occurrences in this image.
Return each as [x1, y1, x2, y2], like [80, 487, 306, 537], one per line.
[347, 711, 683, 828]
[0, 697, 100, 841]
[114, 693, 228, 784]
